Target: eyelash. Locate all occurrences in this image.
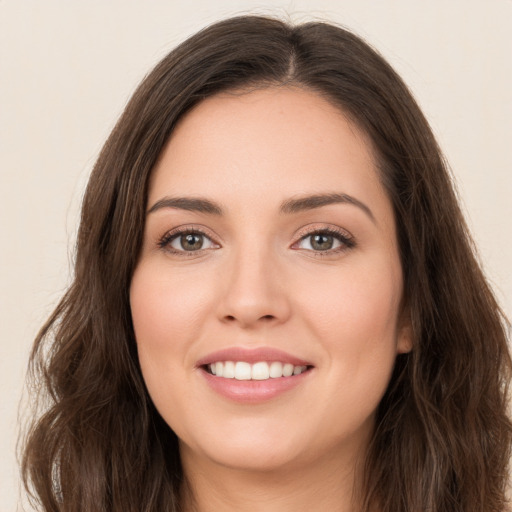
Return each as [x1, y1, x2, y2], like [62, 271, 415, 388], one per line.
[157, 227, 217, 256]
[157, 226, 355, 257]
[292, 227, 355, 256]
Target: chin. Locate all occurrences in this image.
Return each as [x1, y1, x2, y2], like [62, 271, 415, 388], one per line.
[177, 417, 314, 472]
[184, 440, 305, 473]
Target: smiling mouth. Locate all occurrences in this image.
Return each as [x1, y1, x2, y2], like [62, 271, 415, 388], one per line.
[204, 361, 312, 380]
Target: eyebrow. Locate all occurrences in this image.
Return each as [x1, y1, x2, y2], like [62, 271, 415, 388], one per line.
[148, 192, 375, 223]
[280, 193, 375, 223]
[148, 197, 223, 215]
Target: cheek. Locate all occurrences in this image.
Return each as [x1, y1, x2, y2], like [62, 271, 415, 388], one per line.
[295, 258, 403, 394]
[130, 263, 213, 354]
[301, 266, 402, 428]
[299, 261, 402, 341]
[129, 263, 207, 407]
[129, 263, 211, 427]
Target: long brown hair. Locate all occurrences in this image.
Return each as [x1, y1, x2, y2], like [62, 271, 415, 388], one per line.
[22, 15, 512, 512]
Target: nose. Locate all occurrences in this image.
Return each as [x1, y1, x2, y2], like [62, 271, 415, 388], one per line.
[216, 246, 291, 329]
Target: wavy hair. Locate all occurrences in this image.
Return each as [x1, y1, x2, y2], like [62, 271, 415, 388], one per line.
[21, 15, 512, 512]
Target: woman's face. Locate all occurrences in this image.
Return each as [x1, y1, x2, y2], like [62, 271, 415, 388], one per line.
[130, 87, 411, 473]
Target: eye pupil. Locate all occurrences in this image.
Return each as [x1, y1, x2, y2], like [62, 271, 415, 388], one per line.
[181, 233, 203, 250]
[311, 234, 333, 251]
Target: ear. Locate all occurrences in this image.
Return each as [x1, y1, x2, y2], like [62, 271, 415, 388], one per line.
[396, 308, 413, 354]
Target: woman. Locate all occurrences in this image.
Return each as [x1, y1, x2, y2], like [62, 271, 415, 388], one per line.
[22, 15, 512, 512]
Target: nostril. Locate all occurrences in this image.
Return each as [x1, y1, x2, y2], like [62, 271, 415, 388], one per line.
[223, 314, 275, 322]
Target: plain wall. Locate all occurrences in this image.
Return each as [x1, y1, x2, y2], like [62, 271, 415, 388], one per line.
[1, 0, 511, 509]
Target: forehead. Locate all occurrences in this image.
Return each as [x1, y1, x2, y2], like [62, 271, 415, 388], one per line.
[148, 86, 386, 214]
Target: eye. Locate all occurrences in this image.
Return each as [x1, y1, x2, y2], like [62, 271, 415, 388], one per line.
[299, 233, 340, 251]
[159, 228, 218, 253]
[293, 227, 355, 254]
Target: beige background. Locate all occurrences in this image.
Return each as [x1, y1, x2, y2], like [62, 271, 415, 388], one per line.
[1, 1, 511, 509]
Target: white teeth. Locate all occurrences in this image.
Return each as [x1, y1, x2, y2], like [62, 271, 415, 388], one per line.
[234, 361, 252, 380]
[207, 361, 309, 380]
[223, 361, 235, 379]
[283, 363, 294, 377]
[252, 362, 270, 380]
[269, 361, 283, 378]
[293, 365, 307, 375]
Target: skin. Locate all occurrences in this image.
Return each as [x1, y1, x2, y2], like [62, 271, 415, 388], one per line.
[130, 86, 412, 512]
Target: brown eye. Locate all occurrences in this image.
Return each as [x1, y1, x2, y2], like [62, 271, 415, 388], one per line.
[293, 228, 354, 254]
[181, 234, 203, 251]
[297, 232, 341, 252]
[310, 234, 334, 251]
[168, 232, 216, 252]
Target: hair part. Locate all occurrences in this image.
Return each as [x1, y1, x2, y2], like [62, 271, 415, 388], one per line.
[22, 15, 512, 512]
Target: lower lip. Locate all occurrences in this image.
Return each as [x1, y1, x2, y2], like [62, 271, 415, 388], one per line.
[200, 368, 312, 404]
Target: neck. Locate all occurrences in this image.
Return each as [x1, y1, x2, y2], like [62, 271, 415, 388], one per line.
[180, 442, 367, 512]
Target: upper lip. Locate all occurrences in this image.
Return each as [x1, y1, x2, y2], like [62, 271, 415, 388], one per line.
[196, 347, 313, 367]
